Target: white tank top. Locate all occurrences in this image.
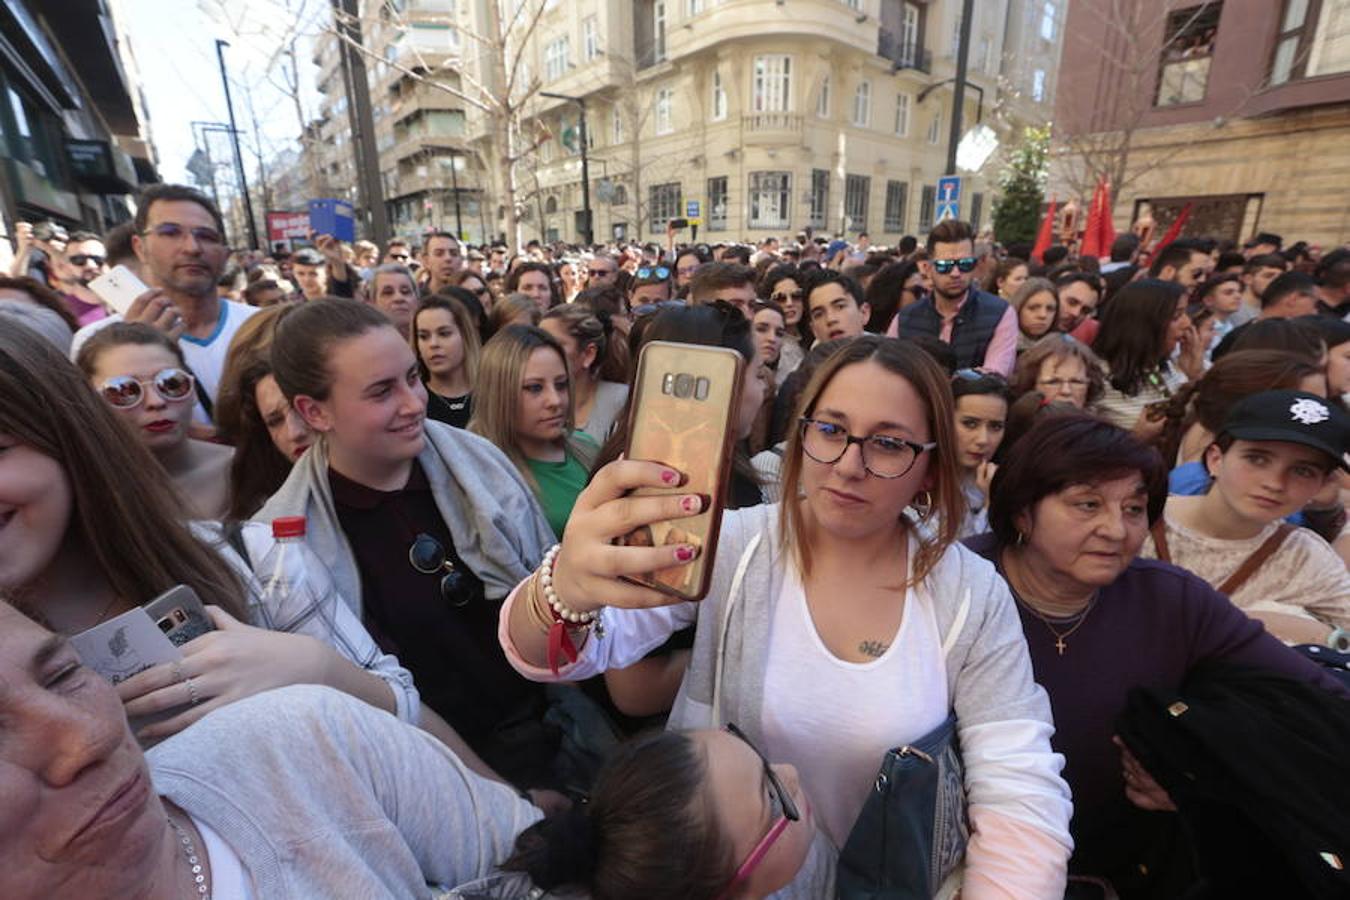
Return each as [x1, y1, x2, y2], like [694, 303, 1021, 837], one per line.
[760, 564, 949, 848]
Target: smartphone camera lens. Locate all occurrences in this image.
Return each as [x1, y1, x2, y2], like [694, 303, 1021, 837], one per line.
[662, 372, 676, 395]
[674, 373, 693, 398]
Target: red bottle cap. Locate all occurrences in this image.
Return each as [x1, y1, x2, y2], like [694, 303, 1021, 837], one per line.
[272, 516, 307, 539]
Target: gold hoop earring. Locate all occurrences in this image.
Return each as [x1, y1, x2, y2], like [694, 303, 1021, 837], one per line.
[913, 489, 934, 520]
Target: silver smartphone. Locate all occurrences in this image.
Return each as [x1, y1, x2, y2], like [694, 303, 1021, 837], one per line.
[88, 264, 150, 316]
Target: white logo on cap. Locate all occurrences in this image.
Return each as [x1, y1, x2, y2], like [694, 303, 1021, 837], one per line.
[1290, 398, 1330, 426]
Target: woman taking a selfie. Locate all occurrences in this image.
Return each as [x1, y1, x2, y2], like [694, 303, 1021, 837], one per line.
[470, 325, 599, 539]
[414, 294, 481, 429]
[257, 298, 562, 792]
[500, 335, 1073, 897]
[77, 322, 234, 519]
[0, 323, 419, 742]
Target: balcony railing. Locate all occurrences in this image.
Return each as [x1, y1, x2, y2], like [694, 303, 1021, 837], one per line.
[743, 112, 804, 134]
[878, 29, 932, 74]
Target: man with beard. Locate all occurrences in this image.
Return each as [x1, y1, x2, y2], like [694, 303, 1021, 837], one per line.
[59, 231, 111, 325]
[895, 219, 1017, 375]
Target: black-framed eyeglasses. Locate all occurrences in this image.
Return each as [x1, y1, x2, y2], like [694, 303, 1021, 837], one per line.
[799, 417, 935, 479]
[636, 266, 671, 281]
[68, 254, 105, 267]
[931, 256, 978, 275]
[409, 532, 469, 607]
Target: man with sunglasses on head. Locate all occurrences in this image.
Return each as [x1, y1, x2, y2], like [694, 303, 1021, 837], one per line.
[59, 230, 111, 326]
[71, 184, 258, 427]
[895, 219, 1017, 376]
[627, 262, 675, 311]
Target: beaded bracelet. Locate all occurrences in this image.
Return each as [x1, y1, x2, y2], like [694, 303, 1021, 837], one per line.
[538, 544, 604, 675]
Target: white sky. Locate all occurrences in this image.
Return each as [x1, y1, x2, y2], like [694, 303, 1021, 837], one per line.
[120, 0, 325, 189]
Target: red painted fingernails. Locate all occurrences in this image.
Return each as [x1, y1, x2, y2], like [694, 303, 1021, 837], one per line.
[681, 494, 701, 513]
[662, 469, 679, 484]
[675, 545, 696, 562]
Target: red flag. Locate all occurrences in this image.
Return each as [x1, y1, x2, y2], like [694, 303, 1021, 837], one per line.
[1152, 202, 1193, 255]
[1032, 196, 1057, 264]
[1095, 179, 1116, 256]
[1080, 180, 1106, 258]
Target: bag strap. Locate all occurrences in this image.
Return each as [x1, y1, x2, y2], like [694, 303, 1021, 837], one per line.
[1218, 523, 1295, 596]
[1150, 519, 1172, 563]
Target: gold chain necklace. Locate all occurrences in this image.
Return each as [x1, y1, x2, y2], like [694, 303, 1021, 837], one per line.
[1014, 593, 1098, 655]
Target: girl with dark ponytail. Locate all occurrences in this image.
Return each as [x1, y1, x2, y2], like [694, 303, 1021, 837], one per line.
[455, 727, 820, 900]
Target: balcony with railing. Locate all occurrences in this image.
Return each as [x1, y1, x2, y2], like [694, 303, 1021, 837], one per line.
[742, 112, 805, 145]
[878, 29, 931, 74]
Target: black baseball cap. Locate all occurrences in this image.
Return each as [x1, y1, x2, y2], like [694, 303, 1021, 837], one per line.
[1220, 390, 1350, 471]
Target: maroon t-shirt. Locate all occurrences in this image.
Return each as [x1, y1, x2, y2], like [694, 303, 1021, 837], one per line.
[964, 533, 1345, 878]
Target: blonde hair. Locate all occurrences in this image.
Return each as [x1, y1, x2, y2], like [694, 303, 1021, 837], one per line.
[777, 336, 963, 586]
[413, 294, 482, 389]
[468, 324, 595, 492]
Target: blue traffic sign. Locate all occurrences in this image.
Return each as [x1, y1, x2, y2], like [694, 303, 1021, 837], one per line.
[686, 200, 701, 219]
[936, 201, 960, 222]
[937, 176, 962, 204]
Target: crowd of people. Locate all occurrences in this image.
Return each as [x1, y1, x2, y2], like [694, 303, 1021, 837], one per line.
[4, 182, 1350, 900]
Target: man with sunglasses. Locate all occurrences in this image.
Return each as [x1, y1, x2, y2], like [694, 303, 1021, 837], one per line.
[59, 230, 111, 326]
[627, 262, 674, 308]
[584, 252, 619, 287]
[896, 219, 1017, 376]
[383, 238, 413, 266]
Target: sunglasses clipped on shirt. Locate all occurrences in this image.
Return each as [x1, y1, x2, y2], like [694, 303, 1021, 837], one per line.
[931, 256, 978, 275]
[408, 532, 471, 607]
[99, 368, 196, 409]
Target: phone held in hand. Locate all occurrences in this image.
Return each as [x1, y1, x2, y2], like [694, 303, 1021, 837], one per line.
[88, 264, 150, 316]
[620, 341, 744, 602]
[143, 584, 215, 647]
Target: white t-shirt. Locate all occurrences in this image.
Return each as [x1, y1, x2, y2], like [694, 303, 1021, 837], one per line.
[760, 563, 949, 848]
[71, 299, 258, 424]
[192, 814, 254, 899]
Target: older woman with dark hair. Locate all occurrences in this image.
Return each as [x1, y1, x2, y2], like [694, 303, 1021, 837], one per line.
[964, 414, 1346, 897]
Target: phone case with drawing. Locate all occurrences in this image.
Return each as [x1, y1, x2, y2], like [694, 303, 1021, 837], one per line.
[619, 341, 744, 602]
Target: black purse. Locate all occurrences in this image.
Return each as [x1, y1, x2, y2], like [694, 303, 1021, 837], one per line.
[837, 712, 968, 899]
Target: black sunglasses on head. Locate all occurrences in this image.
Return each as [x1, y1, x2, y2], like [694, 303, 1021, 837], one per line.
[932, 257, 978, 275]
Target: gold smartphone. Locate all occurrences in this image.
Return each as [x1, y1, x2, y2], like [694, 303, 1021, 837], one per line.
[620, 341, 744, 601]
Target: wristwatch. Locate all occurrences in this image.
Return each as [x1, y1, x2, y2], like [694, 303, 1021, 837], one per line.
[1328, 627, 1350, 654]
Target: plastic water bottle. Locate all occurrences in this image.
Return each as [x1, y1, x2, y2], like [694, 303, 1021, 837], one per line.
[253, 516, 339, 639]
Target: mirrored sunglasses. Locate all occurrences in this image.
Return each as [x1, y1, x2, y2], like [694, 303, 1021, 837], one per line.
[99, 368, 196, 409]
[931, 257, 978, 275]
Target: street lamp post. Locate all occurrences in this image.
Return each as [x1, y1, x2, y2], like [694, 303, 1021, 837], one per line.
[449, 151, 464, 240]
[540, 91, 593, 246]
[214, 40, 259, 249]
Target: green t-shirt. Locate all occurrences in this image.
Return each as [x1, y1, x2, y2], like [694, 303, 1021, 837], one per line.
[525, 435, 598, 539]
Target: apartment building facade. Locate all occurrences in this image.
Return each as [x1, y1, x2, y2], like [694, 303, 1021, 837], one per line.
[459, 0, 1061, 245]
[1053, 0, 1350, 247]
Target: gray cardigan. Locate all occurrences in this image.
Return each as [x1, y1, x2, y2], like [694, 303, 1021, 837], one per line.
[149, 685, 541, 898]
[504, 503, 1073, 897]
[256, 421, 556, 611]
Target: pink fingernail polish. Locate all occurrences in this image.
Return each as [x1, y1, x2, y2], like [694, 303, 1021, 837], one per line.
[675, 546, 695, 562]
[662, 469, 678, 484]
[682, 495, 701, 513]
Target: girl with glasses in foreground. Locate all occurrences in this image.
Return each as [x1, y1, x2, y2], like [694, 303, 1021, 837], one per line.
[77, 322, 234, 519]
[499, 335, 1073, 897]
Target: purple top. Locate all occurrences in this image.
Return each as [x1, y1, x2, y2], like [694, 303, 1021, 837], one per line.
[964, 533, 1346, 876]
